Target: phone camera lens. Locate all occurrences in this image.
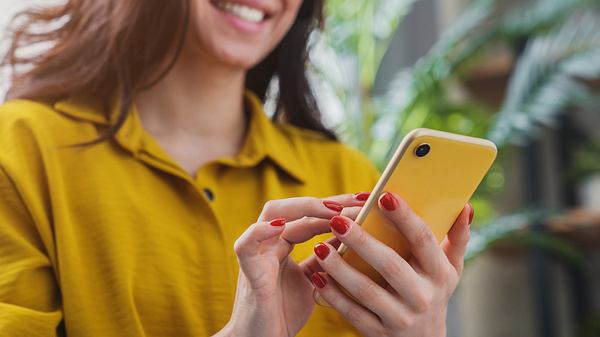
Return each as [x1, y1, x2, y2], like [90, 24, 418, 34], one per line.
[415, 143, 431, 157]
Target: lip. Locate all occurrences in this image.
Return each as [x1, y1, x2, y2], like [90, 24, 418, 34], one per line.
[216, 9, 267, 33]
[210, 0, 276, 17]
[210, 0, 275, 34]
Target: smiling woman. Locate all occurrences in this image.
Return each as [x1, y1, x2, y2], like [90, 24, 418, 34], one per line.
[0, 0, 470, 336]
[4, 0, 332, 143]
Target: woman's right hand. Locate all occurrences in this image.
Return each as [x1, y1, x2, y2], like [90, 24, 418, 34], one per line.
[214, 194, 368, 337]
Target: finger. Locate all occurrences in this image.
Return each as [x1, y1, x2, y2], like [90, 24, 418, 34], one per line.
[323, 192, 371, 208]
[281, 217, 331, 244]
[276, 216, 334, 259]
[378, 192, 446, 278]
[341, 206, 362, 221]
[441, 203, 472, 275]
[258, 197, 344, 222]
[234, 219, 286, 271]
[299, 237, 341, 278]
[310, 272, 383, 337]
[313, 242, 403, 323]
[329, 215, 424, 310]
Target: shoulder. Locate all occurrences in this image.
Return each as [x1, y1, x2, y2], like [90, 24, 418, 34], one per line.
[277, 123, 380, 193]
[0, 97, 96, 139]
[0, 99, 56, 127]
[0, 100, 53, 156]
[0, 99, 94, 171]
[0, 99, 79, 140]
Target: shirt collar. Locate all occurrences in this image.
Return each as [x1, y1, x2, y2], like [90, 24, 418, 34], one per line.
[239, 91, 307, 183]
[53, 90, 307, 183]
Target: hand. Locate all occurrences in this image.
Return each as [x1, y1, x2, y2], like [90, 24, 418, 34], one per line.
[215, 193, 369, 337]
[311, 192, 472, 337]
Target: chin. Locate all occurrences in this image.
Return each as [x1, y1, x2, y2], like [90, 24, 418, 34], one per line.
[212, 43, 267, 70]
[188, 0, 300, 72]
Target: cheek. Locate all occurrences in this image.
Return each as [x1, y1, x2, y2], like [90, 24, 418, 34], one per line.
[260, 0, 303, 56]
[187, 0, 305, 68]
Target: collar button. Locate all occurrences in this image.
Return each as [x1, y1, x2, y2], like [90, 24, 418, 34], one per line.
[202, 188, 215, 202]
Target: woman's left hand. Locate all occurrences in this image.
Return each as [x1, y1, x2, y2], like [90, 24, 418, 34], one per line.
[311, 192, 472, 337]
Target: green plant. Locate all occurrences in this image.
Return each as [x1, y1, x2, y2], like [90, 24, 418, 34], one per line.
[311, 0, 414, 157]
[316, 0, 600, 213]
[466, 209, 584, 267]
[571, 137, 600, 181]
[489, 10, 600, 146]
[312, 0, 599, 333]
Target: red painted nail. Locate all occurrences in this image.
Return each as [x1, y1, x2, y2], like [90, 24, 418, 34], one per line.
[323, 200, 343, 212]
[314, 242, 330, 260]
[311, 273, 327, 289]
[269, 218, 286, 227]
[379, 192, 398, 211]
[330, 216, 349, 235]
[354, 192, 370, 201]
[468, 204, 474, 225]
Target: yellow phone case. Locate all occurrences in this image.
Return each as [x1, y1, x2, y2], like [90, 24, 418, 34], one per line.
[339, 128, 497, 288]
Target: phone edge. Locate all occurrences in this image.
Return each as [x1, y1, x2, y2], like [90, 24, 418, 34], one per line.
[337, 128, 497, 255]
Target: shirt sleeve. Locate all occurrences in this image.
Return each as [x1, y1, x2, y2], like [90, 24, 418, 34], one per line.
[0, 165, 63, 336]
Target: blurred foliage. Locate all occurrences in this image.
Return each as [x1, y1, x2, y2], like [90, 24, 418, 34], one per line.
[489, 10, 600, 145]
[314, 0, 600, 202]
[578, 314, 600, 337]
[312, 0, 600, 276]
[465, 209, 584, 267]
[571, 136, 600, 181]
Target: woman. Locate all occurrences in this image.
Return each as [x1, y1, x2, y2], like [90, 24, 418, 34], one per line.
[0, 0, 472, 336]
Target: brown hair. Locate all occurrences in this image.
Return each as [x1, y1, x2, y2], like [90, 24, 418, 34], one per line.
[2, 0, 335, 141]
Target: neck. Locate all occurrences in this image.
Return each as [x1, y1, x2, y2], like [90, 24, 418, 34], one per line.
[135, 50, 247, 140]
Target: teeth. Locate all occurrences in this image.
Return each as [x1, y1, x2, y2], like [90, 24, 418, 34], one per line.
[216, 1, 265, 23]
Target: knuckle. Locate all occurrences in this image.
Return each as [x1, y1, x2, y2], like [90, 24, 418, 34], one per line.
[297, 197, 317, 209]
[344, 307, 363, 323]
[233, 238, 246, 257]
[443, 264, 456, 279]
[413, 225, 436, 246]
[262, 200, 279, 215]
[412, 291, 433, 313]
[435, 264, 455, 284]
[451, 261, 464, 277]
[341, 206, 360, 219]
[380, 259, 404, 279]
[305, 216, 319, 225]
[353, 229, 369, 246]
[394, 314, 414, 330]
[354, 283, 377, 302]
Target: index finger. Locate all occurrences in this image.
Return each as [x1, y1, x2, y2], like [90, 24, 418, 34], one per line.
[258, 193, 368, 222]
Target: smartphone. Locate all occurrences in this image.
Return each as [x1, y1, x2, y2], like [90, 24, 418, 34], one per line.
[321, 128, 497, 301]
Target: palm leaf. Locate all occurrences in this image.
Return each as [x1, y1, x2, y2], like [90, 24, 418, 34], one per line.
[489, 11, 600, 146]
[378, 0, 498, 161]
[499, 0, 588, 37]
[466, 209, 583, 268]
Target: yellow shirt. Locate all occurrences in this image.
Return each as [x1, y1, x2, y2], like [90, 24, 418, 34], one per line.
[0, 91, 379, 337]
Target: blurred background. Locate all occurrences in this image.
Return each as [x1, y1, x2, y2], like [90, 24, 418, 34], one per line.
[2, 0, 600, 336]
[307, 0, 600, 336]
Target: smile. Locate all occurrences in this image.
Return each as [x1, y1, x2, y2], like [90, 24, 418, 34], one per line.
[211, 1, 270, 23]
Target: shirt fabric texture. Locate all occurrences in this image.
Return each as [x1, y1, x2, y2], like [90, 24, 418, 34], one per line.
[0, 91, 380, 337]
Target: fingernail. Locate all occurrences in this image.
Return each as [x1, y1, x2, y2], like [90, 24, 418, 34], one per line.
[468, 203, 474, 225]
[311, 272, 327, 288]
[323, 200, 343, 212]
[330, 215, 349, 235]
[314, 242, 330, 260]
[269, 218, 286, 227]
[379, 192, 398, 211]
[353, 192, 370, 201]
